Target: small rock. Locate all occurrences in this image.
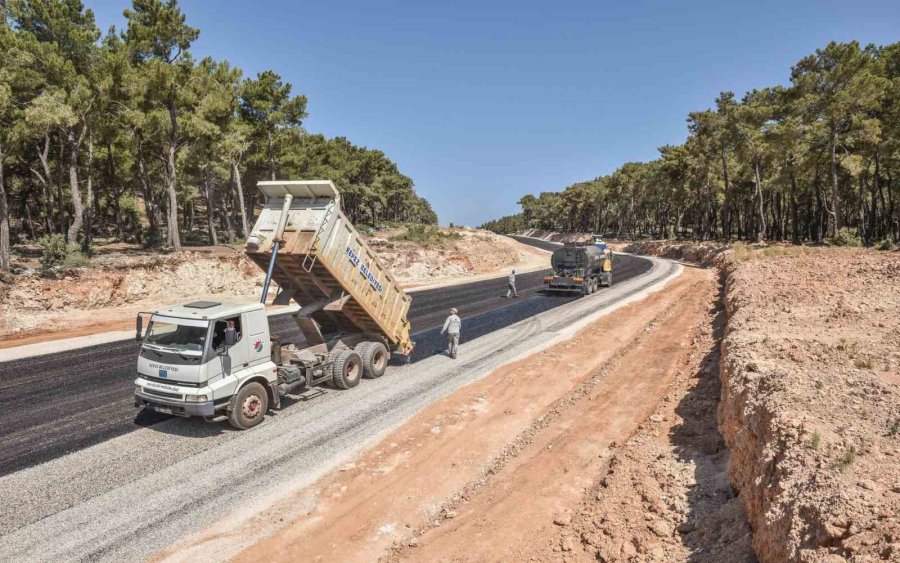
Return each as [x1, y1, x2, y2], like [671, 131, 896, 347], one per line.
[554, 513, 572, 526]
[678, 521, 697, 533]
[444, 510, 457, 519]
[339, 463, 356, 472]
[649, 414, 665, 423]
[650, 520, 673, 538]
[561, 537, 575, 552]
[407, 537, 418, 547]
[650, 546, 666, 559]
[858, 479, 877, 491]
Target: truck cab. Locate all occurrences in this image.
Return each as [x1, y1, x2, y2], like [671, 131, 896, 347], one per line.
[134, 301, 277, 427]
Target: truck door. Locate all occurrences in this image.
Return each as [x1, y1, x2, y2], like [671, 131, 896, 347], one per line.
[210, 316, 251, 398]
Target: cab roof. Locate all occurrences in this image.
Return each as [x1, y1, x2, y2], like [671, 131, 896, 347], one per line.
[154, 301, 264, 320]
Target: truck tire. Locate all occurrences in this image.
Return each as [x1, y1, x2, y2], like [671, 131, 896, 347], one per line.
[331, 350, 362, 389]
[228, 382, 269, 430]
[359, 342, 389, 378]
[606, 272, 613, 287]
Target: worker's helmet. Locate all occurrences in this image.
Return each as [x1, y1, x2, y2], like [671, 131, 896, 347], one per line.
[450, 307, 458, 315]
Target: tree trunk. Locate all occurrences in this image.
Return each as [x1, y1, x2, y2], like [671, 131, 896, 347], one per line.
[721, 147, 731, 239]
[754, 159, 765, 242]
[267, 131, 276, 181]
[232, 161, 249, 237]
[57, 133, 66, 235]
[66, 126, 85, 244]
[0, 137, 10, 272]
[789, 163, 800, 244]
[82, 134, 94, 254]
[107, 141, 125, 241]
[203, 172, 217, 246]
[829, 124, 843, 231]
[166, 103, 182, 251]
[35, 136, 54, 234]
[135, 139, 160, 245]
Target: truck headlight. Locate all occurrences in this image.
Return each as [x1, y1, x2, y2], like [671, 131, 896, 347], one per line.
[185, 394, 208, 403]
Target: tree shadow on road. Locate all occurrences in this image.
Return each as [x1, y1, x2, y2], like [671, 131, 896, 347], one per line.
[669, 273, 758, 563]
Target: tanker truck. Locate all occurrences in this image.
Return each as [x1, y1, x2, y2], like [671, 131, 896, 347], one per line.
[133, 180, 414, 429]
[543, 242, 613, 295]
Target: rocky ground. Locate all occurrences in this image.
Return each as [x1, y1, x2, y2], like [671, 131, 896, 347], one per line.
[718, 246, 900, 563]
[0, 227, 542, 345]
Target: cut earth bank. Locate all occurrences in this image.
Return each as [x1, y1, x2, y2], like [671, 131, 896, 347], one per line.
[531, 235, 900, 563]
[0, 228, 545, 347]
[159, 239, 899, 563]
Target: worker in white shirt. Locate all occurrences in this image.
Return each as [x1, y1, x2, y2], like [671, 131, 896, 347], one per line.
[440, 307, 461, 359]
[506, 270, 519, 299]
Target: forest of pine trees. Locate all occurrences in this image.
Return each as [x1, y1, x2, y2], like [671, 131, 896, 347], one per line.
[0, 0, 437, 272]
[482, 41, 900, 248]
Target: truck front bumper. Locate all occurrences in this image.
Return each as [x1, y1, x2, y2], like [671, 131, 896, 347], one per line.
[134, 391, 216, 417]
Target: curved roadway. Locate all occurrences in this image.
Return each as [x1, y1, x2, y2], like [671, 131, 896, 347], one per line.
[0, 238, 651, 477]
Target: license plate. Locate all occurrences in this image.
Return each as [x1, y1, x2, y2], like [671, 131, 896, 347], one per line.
[152, 405, 174, 415]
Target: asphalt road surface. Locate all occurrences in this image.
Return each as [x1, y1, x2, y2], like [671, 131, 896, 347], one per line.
[0, 237, 651, 477]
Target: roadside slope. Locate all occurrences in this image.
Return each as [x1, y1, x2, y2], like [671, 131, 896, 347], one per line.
[718, 247, 900, 562]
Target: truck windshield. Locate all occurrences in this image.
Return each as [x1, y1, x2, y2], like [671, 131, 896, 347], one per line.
[144, 319, 208, 355]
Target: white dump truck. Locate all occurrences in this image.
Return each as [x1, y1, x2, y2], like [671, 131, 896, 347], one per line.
[133, 180, 414, 429]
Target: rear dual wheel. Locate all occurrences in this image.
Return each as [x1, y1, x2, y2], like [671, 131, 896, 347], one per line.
[331, 350, 363, 389]
[358, 341, 389, 378]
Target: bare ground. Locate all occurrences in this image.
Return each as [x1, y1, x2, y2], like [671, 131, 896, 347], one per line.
[151, 265, 753, 563]
[717, 247, 900, 563]
[0, 228, 542, 346]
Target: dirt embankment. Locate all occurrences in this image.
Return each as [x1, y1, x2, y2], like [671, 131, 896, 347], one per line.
[0, 228, 542, 345]
[718, 248, 900, 563]
[598, 239, 900, 562]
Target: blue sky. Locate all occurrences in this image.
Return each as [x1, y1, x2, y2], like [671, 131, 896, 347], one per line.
[86, 0, 900, 226]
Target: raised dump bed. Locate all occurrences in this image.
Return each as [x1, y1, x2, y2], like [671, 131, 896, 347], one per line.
[245, 180, 414, 356]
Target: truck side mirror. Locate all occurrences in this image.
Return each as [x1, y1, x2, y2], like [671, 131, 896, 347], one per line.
[135, 314, 143, 342]
[225, 327, 237, 348]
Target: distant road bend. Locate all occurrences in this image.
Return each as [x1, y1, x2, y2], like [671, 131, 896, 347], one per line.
[0, 237, 652, 477]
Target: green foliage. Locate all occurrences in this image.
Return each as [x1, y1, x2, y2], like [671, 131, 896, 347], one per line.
[874, 238, 895, 250]
[488, 40, 900, 247]
[809, 432, 821, 449]
[480, 213, 527, 234]
[888, 418, 900, 437]
[63, 249, 90, 268]
[389, 225, 461, 247]
[37, 234, 68, 270]
[0, 0, 437, 270]
[830, 228, 862, 247]
[832, 447, 857, 471]
[37, 234, 88, 270]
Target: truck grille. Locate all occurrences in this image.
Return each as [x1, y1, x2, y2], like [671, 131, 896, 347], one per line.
[142, 388, 183, 400]
[141, 374, 202, 388]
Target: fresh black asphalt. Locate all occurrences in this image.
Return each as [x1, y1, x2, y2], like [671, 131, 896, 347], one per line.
[0, 238, 651, 477]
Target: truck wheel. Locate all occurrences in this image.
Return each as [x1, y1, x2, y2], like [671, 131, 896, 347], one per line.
[360, 342, 389, 378]
[590, 279, 598, 293]
[606, 272, 613, 287]
[331, 350, 362, 389]
[581, 283, 589, 296]
[228, 382, 269, 430]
